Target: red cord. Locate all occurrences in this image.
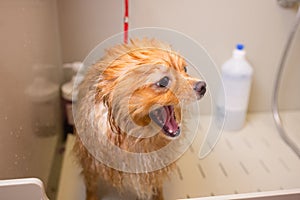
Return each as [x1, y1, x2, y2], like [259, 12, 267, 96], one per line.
[124, 0, 129, 44]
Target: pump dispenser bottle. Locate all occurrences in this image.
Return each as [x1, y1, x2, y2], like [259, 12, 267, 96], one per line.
[221, 44, 253, 131]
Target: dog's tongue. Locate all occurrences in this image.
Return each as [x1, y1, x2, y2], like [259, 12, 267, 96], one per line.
[164, 106, 179, 135]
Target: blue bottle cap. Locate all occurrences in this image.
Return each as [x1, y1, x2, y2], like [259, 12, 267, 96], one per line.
[236, 43, 244, 50]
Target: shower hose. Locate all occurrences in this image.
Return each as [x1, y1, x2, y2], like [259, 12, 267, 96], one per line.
[272, 6, 300, 157]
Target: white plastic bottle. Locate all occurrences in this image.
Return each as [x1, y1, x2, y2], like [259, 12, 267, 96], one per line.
[221, 44, 253, 131]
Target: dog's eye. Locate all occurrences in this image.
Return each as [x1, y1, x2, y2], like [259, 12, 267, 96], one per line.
[156, 76, 169, 88]
[184, 66, 187, 73]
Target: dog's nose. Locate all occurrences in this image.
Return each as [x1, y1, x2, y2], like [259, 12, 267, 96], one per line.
[194, 81, 206, 96]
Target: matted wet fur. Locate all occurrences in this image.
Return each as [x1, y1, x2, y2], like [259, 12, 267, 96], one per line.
[74, 38, 206, 200]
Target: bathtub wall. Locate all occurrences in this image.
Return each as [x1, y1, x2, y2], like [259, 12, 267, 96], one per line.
[0, 0, 62, 185]
[58, 0, 300, 113]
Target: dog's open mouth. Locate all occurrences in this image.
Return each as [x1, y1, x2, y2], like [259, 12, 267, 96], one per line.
[149, 105, 180, 138]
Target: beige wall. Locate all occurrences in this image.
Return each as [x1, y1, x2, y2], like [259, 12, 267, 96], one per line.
[0, 0, 62, 185]
[58, 0, 300, 112]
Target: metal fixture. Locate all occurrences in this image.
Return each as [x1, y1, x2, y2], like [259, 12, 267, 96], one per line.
[272, 0, 300, 157]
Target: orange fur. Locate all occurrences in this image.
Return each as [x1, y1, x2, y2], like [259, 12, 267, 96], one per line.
[74, 38, 204, 200]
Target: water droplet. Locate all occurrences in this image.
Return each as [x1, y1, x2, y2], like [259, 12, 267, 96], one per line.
[4, 116, 8, 120]
[19, 126, 23, 130]
[14, 161, 18, 165]
[10, 131, 13, 135]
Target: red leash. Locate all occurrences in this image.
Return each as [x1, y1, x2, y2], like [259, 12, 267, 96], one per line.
[124, 0, 129, 44]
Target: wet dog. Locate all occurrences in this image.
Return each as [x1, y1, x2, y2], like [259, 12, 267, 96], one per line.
[74, 38, 206, 200]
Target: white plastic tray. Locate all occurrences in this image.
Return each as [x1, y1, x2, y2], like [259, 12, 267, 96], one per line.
[57, 112, 300, 200]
